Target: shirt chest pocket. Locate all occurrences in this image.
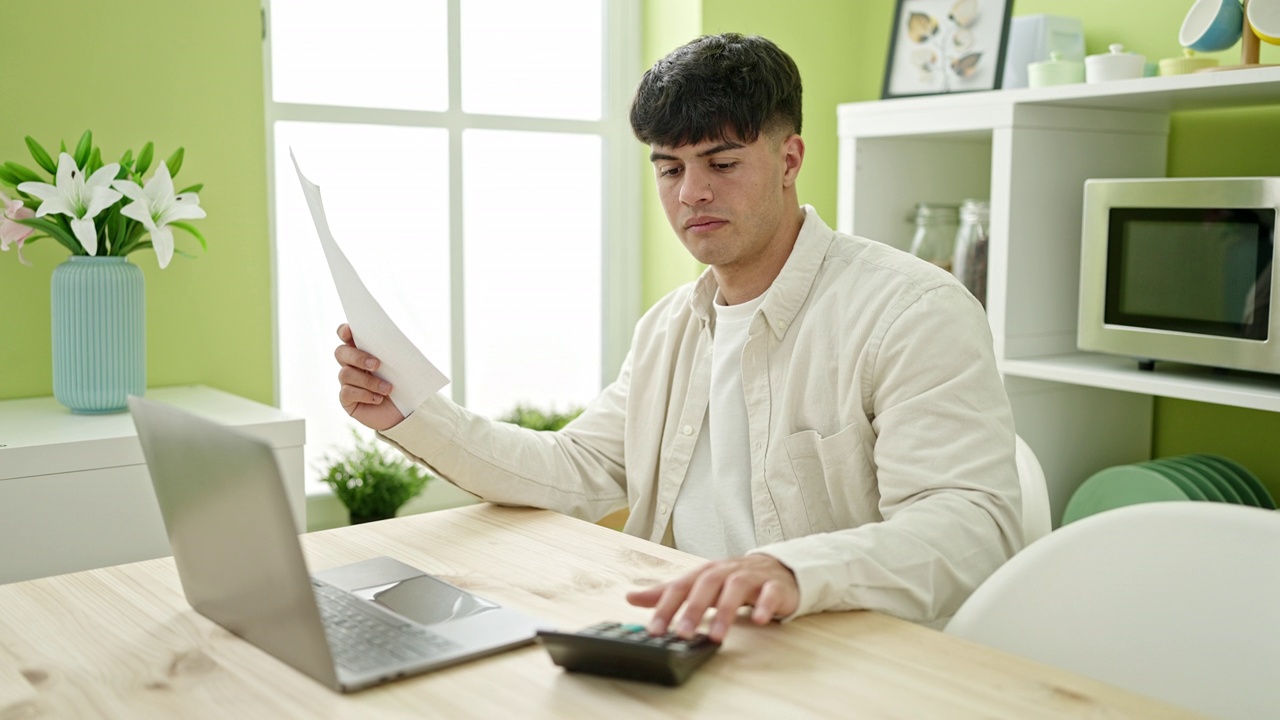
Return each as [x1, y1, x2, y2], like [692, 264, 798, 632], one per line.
[776, 424, 877, 535]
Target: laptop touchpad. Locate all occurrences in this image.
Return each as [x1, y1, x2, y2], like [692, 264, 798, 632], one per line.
[367, 574, 500, 626]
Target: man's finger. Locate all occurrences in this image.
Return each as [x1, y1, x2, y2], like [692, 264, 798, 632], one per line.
[752, 579, 785, 624]
[644, 574, 697, 635]
[624, 584, 664, 608]
[708, 570, 759, 641]
[673, 567, 731, 638]
[335, 343, 381, 372]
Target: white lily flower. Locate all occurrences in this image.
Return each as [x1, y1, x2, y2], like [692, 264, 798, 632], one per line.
[113, 161, 206, 269]
[17, 152, 122, 255]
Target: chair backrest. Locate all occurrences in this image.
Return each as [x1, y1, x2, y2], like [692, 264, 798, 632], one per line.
[1014, 434, 1052, 544]
[945, 502, 1280, 720]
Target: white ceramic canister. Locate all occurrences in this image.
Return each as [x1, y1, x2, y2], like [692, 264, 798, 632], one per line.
[1028, 51, 1086, 87]
[1085, 44, 1146, 83]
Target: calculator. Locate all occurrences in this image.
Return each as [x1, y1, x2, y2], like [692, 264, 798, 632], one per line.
[536, 621, 721, 686]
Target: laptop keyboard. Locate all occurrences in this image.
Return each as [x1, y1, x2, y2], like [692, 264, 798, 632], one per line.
[312, 579, 461, 674]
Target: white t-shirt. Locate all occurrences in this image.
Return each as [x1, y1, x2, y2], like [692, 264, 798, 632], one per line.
[672, 290, 765, 558]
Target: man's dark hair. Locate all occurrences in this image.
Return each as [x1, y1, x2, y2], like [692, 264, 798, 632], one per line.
[630, 33, 802, 148]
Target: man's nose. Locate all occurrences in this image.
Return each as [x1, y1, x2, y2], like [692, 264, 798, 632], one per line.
[678, 168, 713, 206]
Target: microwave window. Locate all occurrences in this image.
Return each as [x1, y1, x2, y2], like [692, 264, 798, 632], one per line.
[1104, 207, 1275, 340]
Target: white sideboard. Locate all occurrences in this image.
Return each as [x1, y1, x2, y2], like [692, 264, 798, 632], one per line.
[837, 67, 1280, 525]
[0, 385, 304, 584]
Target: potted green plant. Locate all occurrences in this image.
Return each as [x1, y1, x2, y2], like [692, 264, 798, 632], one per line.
[319, 431, 433, 525]
[499, 403, 583, 431]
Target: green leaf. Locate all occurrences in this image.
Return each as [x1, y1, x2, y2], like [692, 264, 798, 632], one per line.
[72, 130, 92, 168]
[59, 140, 67, 154]
[165, 147, 185, 177]
[0, 164, 20, 186]
[15, 217, 83, 255]
[170, 221, 207, 251]
[117, 236, 151, 255]
[177, 183, 204, 195]
[110, 211, 127, 252]
[172, 248, 197, 260]
[135, 141, 154, 176]
[127, 219, 147, 243]
[87, 146, 104, 175]
[24, 136, 57, 174]
[2, 161, 44, 185]
[101, 206, 122, 255]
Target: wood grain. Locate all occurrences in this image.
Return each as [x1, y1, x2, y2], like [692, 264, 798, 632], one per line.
[0, 505, 1206, 719]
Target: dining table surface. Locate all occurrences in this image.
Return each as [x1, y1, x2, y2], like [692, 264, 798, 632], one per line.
[0, 503, 1207, 719]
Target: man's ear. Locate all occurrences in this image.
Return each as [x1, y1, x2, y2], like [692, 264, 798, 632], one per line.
[781, 133, 805, 188]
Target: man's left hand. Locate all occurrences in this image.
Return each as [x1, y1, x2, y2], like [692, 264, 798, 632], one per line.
[625, 554, 799, 642]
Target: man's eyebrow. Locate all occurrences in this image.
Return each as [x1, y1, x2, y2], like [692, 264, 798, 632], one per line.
[649, 141, 746, 163]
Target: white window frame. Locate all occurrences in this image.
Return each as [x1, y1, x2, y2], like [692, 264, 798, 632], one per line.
[260, 1, 640, 441]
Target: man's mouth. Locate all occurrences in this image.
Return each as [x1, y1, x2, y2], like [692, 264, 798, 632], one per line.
[685, 216, 727, 232]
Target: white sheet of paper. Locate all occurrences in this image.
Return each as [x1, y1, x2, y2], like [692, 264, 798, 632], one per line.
[290, 150, 449, 415]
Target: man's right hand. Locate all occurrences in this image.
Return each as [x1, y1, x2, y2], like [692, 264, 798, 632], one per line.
[335, 323, 406, 431]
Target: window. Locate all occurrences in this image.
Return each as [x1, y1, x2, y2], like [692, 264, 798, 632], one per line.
[264, 0, 639, 493]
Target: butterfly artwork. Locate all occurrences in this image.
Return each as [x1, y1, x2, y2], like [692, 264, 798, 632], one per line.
[883, 0, 1012, 98]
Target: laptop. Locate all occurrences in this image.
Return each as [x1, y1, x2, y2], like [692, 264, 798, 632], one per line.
[128, 396, 547, 692]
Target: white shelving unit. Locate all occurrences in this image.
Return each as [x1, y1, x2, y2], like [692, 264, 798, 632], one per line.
[837, 66, 1280, 525]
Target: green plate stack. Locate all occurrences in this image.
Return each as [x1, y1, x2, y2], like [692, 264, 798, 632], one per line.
[1062, 454, 1275, 525]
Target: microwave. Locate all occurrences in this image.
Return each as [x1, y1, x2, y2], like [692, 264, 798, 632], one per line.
[1078, 177, 1280, 374]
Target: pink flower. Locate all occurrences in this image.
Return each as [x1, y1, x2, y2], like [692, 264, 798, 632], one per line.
[0, 189, 35, 266]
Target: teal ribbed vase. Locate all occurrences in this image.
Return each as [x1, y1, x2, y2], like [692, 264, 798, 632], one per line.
[50, 256, 146, 414]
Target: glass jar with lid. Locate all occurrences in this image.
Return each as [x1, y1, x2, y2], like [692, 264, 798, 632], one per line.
[952, 198, 989, 308]
[907, 202, 960, 271]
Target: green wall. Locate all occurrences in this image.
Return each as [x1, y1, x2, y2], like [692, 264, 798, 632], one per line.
[0, 0, 273, 405]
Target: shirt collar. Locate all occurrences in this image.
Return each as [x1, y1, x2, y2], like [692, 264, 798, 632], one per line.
[690, 205, 834, 340]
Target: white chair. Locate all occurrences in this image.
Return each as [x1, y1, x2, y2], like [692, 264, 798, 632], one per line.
[1014, 434, 1052, 545]
[945, 502, 1280, 720]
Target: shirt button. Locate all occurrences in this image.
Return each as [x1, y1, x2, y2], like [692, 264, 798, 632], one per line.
[778, 321, 788, 331]
[682, 425, 693, 435]
[660, 504, 669, 515]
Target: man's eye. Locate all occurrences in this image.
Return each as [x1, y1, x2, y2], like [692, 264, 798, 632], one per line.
[713, 162, 736, 171]
[660, 166, 682, 177]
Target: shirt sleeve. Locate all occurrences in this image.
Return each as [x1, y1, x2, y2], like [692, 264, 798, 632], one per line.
[378, 352, 634, 523]
[750, 282, 1023, 626]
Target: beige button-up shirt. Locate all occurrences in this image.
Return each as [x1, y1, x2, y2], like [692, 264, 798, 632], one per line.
[382, 206, 1022, 626]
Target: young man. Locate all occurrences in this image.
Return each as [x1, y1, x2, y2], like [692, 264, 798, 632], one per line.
[335, 34, 1022, 642]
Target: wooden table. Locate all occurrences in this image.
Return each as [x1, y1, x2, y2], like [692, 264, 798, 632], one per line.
[0, 505, 1202, 719]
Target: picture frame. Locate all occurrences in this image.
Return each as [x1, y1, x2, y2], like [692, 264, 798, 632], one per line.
[881, 0, 1014, 99]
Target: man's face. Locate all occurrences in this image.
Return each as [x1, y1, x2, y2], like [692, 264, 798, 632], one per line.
[649, 131, 803, 275]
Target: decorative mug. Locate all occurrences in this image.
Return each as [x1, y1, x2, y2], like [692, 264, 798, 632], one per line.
[1180, 0, 1244, 52]
[1248, 0, 1280, 45]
